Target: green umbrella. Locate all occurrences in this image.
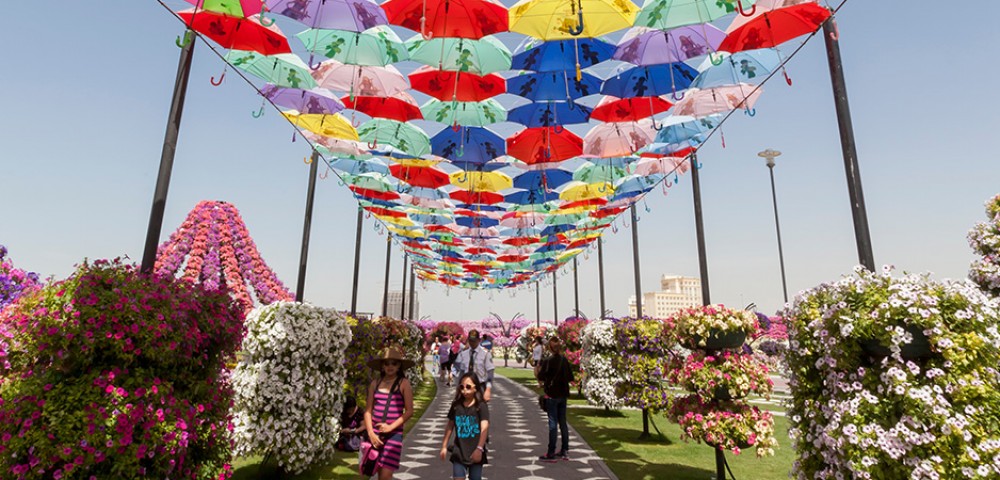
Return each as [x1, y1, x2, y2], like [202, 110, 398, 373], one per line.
[357, 119, 432, 157]
[545, 212, 589, 225]
[224, 50, 317, 89]
[297, 26, 407, 67]
[406, 35, 512, 75]
[343, 172, 395, 192]
[420, 99, 507, 126]
[573, 162, 630, 184]
[635, 0, 757, 30]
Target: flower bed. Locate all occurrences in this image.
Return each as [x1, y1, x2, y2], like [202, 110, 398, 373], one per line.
[0, 260, 243, 480]
[232, 302, 351, 474]
[669, 395, 777, 457]
[784, 266, 1000, 479]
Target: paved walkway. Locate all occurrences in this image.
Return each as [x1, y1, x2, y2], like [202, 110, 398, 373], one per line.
[395, 371, 617, 480]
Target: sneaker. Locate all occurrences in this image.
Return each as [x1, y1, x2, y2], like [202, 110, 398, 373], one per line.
[538, 453, 558, 463]
[556, 451, 569, 460]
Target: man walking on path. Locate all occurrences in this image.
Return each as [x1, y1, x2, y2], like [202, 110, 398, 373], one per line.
[453, 330, 495, 402]
[537, 336, 573, 462]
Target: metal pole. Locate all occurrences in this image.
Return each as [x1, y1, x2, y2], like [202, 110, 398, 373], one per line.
[630, 204, 650, 439]
[408, 266, 416, 321]
[350, 208, 363, 317]
[400, 254, 408, 320]
[381, 239, 391, 317]
[140, 32, 196, 274]
[573, 258, 580, 317]
[759, 151, 789, 304]
[535, 281, 541, 327]
[294, 151, 320, 302]
[824, 17, 875, 271]
[689, 152, 711, 305]
[597, 238, 606, 318]
[552, 271, 558, 326]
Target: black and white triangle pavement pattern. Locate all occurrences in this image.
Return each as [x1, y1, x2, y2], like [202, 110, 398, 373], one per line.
[394, 371, 617, 480]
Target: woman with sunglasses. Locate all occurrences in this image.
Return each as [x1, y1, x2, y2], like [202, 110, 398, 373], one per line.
[364, 347, 415, 480]
[439, 372, 490, 480]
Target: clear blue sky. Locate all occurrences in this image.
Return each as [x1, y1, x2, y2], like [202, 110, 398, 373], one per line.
[2, 1, 997, 322]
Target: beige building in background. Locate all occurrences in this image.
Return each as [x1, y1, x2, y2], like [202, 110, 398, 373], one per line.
[384, 290, 419, 320]
[628, 275, 702, 318]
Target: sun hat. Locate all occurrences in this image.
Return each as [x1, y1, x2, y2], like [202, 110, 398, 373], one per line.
[367, 346, 415, 370]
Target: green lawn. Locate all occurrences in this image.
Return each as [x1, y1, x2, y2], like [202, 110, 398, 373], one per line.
[496, 366, 797, 480]
[230, 374, 437, 480]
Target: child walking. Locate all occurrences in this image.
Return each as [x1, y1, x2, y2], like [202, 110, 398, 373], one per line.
[363, 346, 415, 480]
[439, 372, 490, 480]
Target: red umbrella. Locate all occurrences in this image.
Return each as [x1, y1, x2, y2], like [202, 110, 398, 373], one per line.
[403, 240, 430, 250]
[427, 225, 458, 233]
[177, 9, 291, 55]
[590, 96, 673, 123]
[567, 238, 598, 250]
[450, 189, 505, 205]
[497, 254, 528, 262]
[349, 186, 400, 201]
[591, 206, 626, 219]
[364, 206, 407, 218]
[342, 93, 423, 122]
[382, 0, 508, 39]
[503, 237, 541, 246]
[719, 2, 831, 53]
[389, 164, 450, 188]
[465, 247, 497, 255]
[507, 127, 583, 164]
[409, 66, 506, 102]
[561, 198, 607, 209]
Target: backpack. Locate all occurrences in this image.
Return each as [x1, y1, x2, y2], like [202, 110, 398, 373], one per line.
[438, 343, 451, 362]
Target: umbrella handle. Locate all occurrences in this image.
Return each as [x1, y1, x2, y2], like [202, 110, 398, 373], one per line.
[319, 167, 331, 180]
[368, 139, 378, 149]
[259, 8, 276, 26]
[671, 89, 684, 101]
[736, 0, 756, 17]
[553, 125, 565, 134]
[828, 17, 840, 41]
[652, 118, 663, 131]
[252, 106, 265, 118]
[304, 155, 313, 164]
[709, 52, 724, 66]
[292, 131, 297, 142]
[210, 68, 226, 86]
[568, 8, 585, 36]
[175, 30, 194, 48]
[308, 54, 322, 71]
[744, 108, 756, 117]
[452, 122, 461, 132]
[783, 68, 793, 86]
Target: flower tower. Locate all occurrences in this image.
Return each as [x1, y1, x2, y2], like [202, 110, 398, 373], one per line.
[154, 201, 294, 312]
[0, 245, 39, 310]
[666, 305, 777, 476]
[969, 193, 1000, 297]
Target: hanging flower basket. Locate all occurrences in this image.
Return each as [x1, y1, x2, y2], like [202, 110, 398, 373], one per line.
[670, 304, 759, 350]
[858, 324, 933, 360]
[668, 351, 773, 403]
[690, 329, 747, 351]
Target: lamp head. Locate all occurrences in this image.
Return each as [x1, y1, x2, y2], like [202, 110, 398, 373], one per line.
[757, 149, 781, 168]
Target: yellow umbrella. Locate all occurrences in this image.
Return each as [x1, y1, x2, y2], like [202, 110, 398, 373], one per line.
[557, 248, 585, 262]
[555, 205, 599, 215]
[449, 171, 513, 192]
[282, 112, 359, 141]
[509, 0, 638, 40]
[387, 226, 426, 238]
[560, 182, 615, 201]
[392, 158, 442, 168]
[377, 215, 416, 227]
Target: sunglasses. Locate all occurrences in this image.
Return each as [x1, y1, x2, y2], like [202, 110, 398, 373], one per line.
[384, 360, 400, 366]
[460, 384, 476, 391]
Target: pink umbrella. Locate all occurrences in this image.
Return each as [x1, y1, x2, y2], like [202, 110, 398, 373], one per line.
[312, 61, 409, 98]
[398, 194, 454, 209]
[583, 120, 657, 158]
[633, 155, 691, 176]
[500, 212, 546, 228]
[303, 132, 368, 157]
[671, 84, 763, 118]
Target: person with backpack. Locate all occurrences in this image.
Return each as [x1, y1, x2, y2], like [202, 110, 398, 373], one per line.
[362, 346, 414, 479]
[537, 336, 574, 462]
[439, 372, 490, 480]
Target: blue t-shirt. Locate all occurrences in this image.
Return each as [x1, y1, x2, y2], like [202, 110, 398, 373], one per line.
[447, 401, 490, 465]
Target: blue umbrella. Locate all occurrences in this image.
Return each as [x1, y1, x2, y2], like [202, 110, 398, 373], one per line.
[601, 63, 698, 99]
[507, 71, 601, 101]
[508, 101, 592, 127]
[512, 169, 573, 191]
[615, 174, 664, 194]
[430, 127, 505, 164]
[692, 49, 782, 89]
[504, 190, 561, 205]
[535, 241, 568, 252]
[539, 225, 574, 236]
[330, 157, 388, 175]
[499, 226, 543, 237]
[512, 38, 615, 72]
[456, 216, 500, 228]
[403, 186, 450, 199]
[410, 213, 453, 225]
[455, 203, 507, 212]
[653, 115, 720, 145]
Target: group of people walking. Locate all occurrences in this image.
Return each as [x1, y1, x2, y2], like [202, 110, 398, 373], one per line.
[341, 329, 573, 480]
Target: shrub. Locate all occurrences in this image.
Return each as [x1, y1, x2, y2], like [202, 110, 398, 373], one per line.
[0, 260, 243, 480]
[232, 302, 351, 474]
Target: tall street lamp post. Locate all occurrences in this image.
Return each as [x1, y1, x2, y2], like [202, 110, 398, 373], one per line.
[758, 149, 789, 304]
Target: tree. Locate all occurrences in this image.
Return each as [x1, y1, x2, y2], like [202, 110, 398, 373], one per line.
[480, 313, 530, 367]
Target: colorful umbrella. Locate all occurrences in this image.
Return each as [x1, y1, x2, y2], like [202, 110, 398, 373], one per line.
[421, 99, 507, 126]
[357, 118, 432, 156]
[560, 181, 614, 201]
[389, 163, 452, 188]
[225, 51, 317, 89]
[613, 25, 726, 65]
[382, 0, 509, 39]
[590, 95, 672, 122]
[507, 71, 601, 101]
[178, 9, 291, 55]
[449, 171, 514, 192]
[184, 0, 263, 17]
[573, 161, 631, 183]
[262, 84, 343, 114]
[634, 0, 757, 30]
[720, 0, 831, 53]
[511, 169, 573, 191]
[409, 67, 506, 102]
[312, 61, 409, 97]
[269, 0, 388, 31]
[600, 62, 697, 98]
[672, 84, 762, 117]
[507, 101, 592, 127]
[331, 157, 389, 175]
[430, 127, 506, 165]
[297, 26, 406, 66]
[691, 48, 782, 88]
[451, 189, 505, 205]
[633, 154, 690, 176]
[343, 172, 395, 192]
[406, 36, 512, 75]
[342, 92, 423, 121]
[512, 38, 615, 72]
[507, 127, 583, 164]
[509, 0, 639, 40]
[305, 132, 370, 157]
[582, 120, 656, 157]
[282, 112, 359, 140]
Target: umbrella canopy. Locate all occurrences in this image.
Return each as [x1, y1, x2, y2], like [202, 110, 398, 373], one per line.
[262, 84, 344, 114]
[633, 154, 690, 176]
[505, 189, 561, 205]
[509, 0, 639, 40]
[342, 92, 423, 121]
[650, 115, 718, 144]
[312, 61, 409, 97]
[382, 0, 509, 39]
[406, 36, 512, 75]
[635, 0, 757, 30]
[583, 120, 655, 157]
[511, 169, 573, 191]
[512, 38, 615, 72]
[672, 84, 763, 117]
[389, 163, 452, 188]
[358, 118, 432, 156]
[508, 101, 591, 127]
[343, 172, 395, 192]
[430, 127, 506, 164]
[590, 95, 671, 122]
[226, 51, 317, 89]
[560, 181, 615, 201]
[614, 24, 725, 65]
[331, 157, 389, 175]
[178, 9, 291, 55]
[270, 0, 388, 31]
[421, 99, 507, 126]
[720, 0, 831, 53]
[297, 26, 406, 66]
[184, 0, 262, 17]
[449, 171, 513, 192]
[306, 133, 370, 157]
[507, 71, 601, 101]
[451, 189, 506, 205]
[691, 48, 782, 88]
[409, 67, 506, 101]
[283, 112, 359, 140]
[574, 160, 631, 184]
[507, 127, 583, 164]
[600, 62, 698, 98]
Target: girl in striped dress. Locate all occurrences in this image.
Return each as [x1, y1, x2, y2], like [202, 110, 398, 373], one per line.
[364, 346, 415, 479]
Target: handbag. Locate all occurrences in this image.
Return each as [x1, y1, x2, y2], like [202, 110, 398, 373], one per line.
[359, 376, 403, 476]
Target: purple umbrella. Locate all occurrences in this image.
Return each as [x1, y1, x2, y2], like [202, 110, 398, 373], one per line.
[268, 0, 387, 32]
[262, 84, 345, 115]
[614, 25, 726, 66]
